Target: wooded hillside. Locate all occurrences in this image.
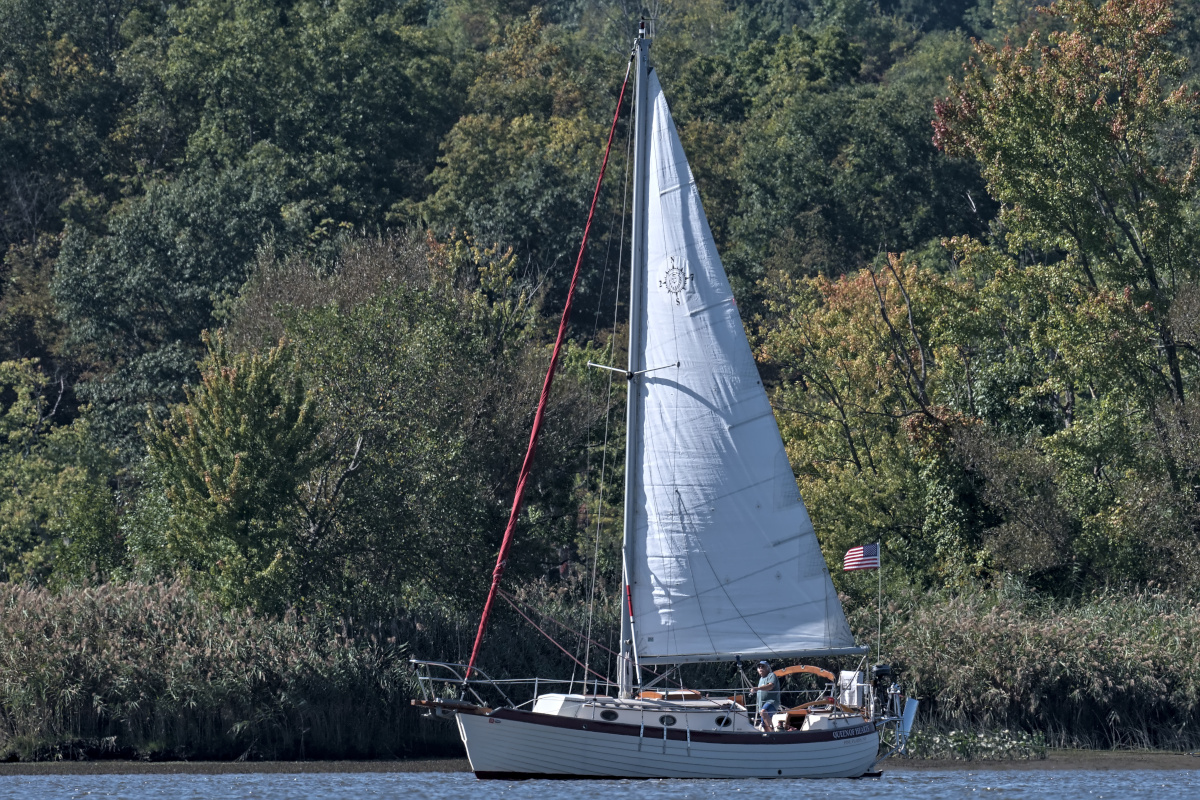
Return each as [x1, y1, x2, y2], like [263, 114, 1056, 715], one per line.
[3, 0, 1200, 758]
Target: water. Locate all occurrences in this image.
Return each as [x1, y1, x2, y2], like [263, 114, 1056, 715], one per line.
[0, 770, 1195, 800]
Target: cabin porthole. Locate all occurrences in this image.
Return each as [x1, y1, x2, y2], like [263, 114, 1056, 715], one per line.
[599, 709, 619, 722]
[714, 715, 732, 728]
[659, 714, 677, 727]
[777, 770, 782, 775]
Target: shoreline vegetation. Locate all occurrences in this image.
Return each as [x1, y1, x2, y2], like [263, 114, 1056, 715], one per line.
[2, 582, 1198, 763]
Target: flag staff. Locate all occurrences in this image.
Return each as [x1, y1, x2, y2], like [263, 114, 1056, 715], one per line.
[877, 541, 882, 664]
[842, 542, 883, 661]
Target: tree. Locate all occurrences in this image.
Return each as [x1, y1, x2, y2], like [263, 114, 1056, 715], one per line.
[422, 11, 620, 305]
[934, 0, 1200, 408]
[0, 359, 117, 584]
[143, 331, 328, 611]
[0, 0, 138, 248]
[226, 233, 598, 613]
[759, 255, 993, 586]
[54, 168, 294, 454]
[733, 26, 988, 298]
[930, 0, 1200, 586]
[163, 0, 462, 229]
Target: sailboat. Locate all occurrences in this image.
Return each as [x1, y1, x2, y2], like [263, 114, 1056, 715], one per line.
[413, 22, 916, 779]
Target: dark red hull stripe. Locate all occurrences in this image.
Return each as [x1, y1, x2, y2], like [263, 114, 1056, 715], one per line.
[487, 707, 876, 745]
[477, 773, 645, 781]
[474, 771, 883, 781]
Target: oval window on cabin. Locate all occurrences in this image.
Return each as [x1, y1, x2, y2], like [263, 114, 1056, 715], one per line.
[714, 715, 732, 728]
[599, 709, 619, 722]
[659, 715, 677, 727]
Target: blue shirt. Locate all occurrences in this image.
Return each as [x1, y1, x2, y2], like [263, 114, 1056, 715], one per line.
[756, 673, 781, 708]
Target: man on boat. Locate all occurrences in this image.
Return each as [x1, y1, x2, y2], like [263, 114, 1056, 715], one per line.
[754, 661, 782, 731]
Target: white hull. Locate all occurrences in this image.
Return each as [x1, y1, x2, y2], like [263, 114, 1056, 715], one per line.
[457, 708, 880, 779]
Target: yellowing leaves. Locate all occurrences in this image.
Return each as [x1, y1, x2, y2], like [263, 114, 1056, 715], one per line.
[143, 331, 325, 612]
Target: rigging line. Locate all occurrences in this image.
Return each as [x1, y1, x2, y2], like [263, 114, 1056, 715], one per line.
[567, 583, 592, 696]
[574, 87, 627, 561]
[500, 588, 619, 658]
[498, 591, 608, 683]
[583, 77, 635, 684]
[465, 54, 634, 682]
[575, 60, 634, 677]
[577, 149, 620, 554]
[590, 82, 629, 341]
[498, 588, 664, 680]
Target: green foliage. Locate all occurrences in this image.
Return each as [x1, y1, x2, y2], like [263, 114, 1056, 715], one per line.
[54, 169, 295, 453]
[732, 24, 988, 298]
[49, 474, 122, 589]
[225, 233, 598, 613]
[0, 359, 66, 582]
[5, 0, 467, 455]
[0, 0, 135, 246]
[0, 359, 117, 585]
[164, 0, 462, 228]
[143, 331, 325, 612]
[3, 0, 1200, 758]
[0, 581, 447, 760]
[760, 257, 971, 586]
[0, 239, 67, 367]
[752, 0, 1200, 599]
[422, 11, 618, 303]
[874, 585, 1200, 749]
[934, 0, 1199, 409]
[926, 0, 1200, 590]
[879, 0, 977, 34]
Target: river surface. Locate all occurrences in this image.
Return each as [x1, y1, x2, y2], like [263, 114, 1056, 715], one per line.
[0, 770, 1195, 799]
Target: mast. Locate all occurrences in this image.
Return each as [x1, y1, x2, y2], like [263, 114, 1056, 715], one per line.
[618, 20, 651, 699]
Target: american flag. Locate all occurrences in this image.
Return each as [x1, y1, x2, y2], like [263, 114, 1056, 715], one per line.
[844, 543, 880, 571]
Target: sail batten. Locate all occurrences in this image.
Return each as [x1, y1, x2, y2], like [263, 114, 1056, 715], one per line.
[625, 72, 859, 666]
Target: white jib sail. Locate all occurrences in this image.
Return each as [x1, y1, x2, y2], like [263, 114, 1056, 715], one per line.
[626, 71, 860, 665]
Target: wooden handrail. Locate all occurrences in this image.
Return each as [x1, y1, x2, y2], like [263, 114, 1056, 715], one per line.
[773, 664, 836, 682]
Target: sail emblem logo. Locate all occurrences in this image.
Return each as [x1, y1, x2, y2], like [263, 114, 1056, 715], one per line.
[659, 256, 694, 304]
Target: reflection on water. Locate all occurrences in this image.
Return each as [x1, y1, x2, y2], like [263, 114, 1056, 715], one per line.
[0, 770, 1195, 800]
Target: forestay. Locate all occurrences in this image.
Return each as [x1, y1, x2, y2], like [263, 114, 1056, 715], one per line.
[625, 71, 862, 665]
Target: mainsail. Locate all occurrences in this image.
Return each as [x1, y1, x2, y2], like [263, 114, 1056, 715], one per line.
[624, 71, 861, 665]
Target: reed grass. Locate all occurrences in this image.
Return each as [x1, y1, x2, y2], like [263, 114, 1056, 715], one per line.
[0, 581, 460, 760]
[5, 578, 1195, 761]
[0, 577, 621, 761]
[862, 586, 1200, 750]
